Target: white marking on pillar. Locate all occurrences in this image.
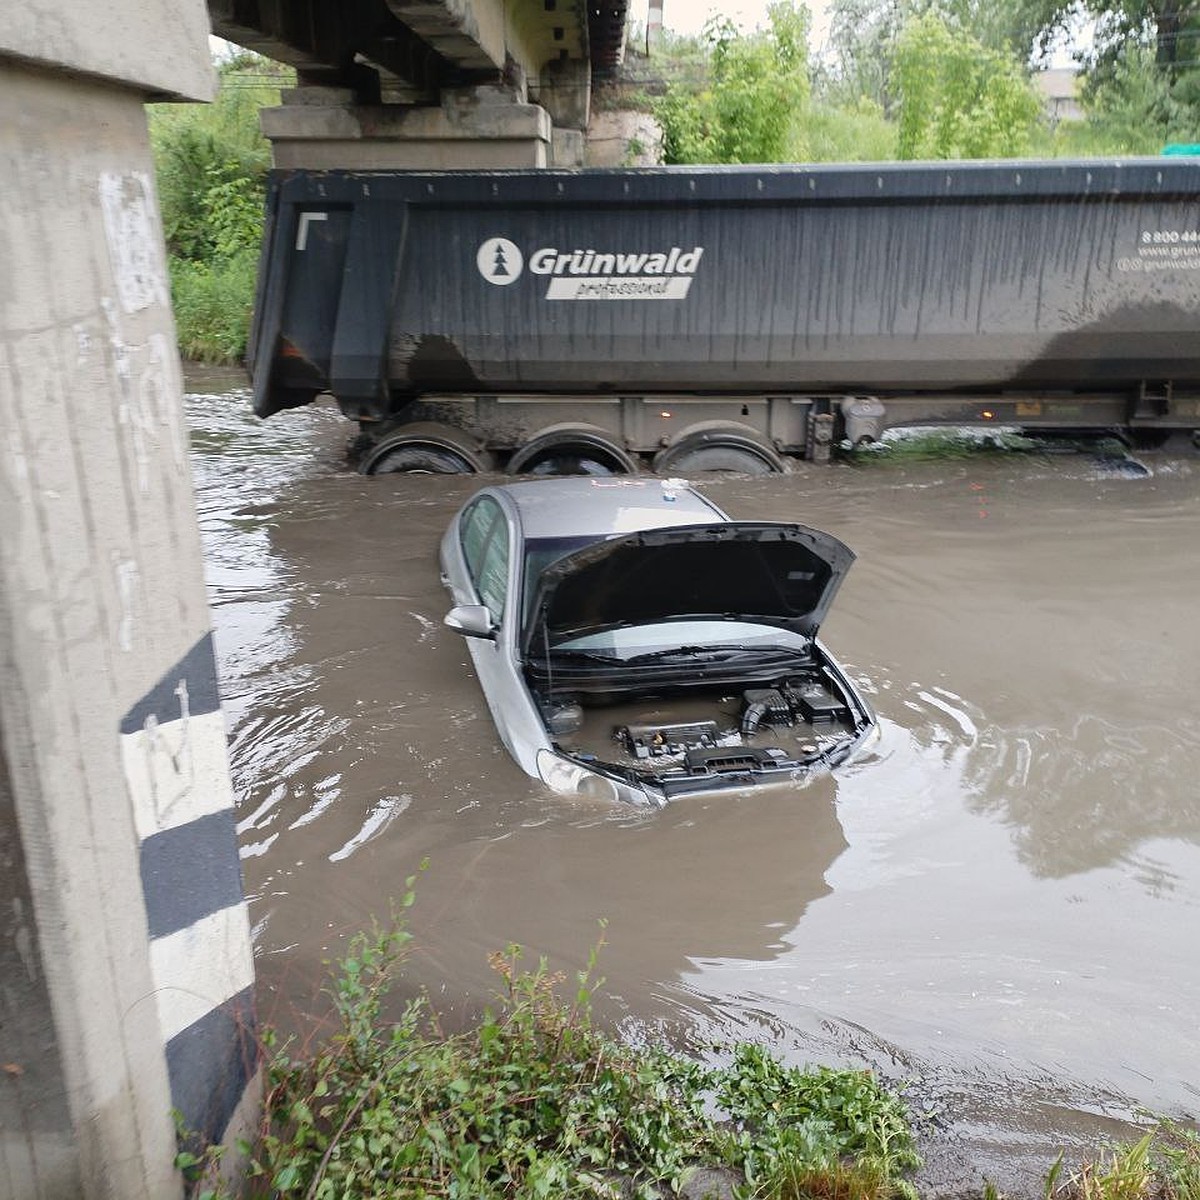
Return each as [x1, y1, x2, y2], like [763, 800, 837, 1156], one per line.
[114, 558, 140, 652]
[98, 171, 170, 314]
[122, 707, 234, 841]
[148, 903, 255, 1042]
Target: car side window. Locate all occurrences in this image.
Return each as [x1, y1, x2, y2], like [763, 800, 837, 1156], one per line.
[460, 499, 494, 582]
[460, 497, 508, 622]
[477, 524, 509, 622]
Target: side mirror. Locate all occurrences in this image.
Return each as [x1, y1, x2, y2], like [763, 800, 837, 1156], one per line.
[444, 604, 496, 641]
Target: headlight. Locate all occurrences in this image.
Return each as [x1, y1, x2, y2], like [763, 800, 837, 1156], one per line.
[536, 750, 618, 803]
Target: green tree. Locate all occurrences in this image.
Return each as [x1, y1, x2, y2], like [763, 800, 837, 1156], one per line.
[824, 0, 901, 107]
[966, 0, 1200, 146]
[1076, 43, 1176, 149]
[1075, 2, 1200, 143]
[920, 0, 1076, 58]
[893, 11, 1043, 157]
[658, 2, 812, 163]
[1085, 0, 1200, 73]
[150, 52, 285, 261]
[823, 0, 1074, 112]
[148, 53, 291, 362]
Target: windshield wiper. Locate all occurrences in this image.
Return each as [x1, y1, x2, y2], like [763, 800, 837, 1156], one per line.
[624, 644, 808, 665]
[541, 648, 620, 664]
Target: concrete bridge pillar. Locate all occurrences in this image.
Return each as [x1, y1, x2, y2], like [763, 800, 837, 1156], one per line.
[1, 7, 258, 1200]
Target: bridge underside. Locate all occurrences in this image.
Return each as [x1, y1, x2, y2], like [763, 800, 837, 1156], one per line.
[209, 0, 628, 167]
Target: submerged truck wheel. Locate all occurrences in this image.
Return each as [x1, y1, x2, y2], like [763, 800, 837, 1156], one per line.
[506, 425, 636, 477]
[368, 446, 475, 473]
[358, 423, 487, 475]
[653, 422, 785, 476]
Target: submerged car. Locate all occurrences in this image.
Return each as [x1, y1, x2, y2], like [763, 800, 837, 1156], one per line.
[439, 477, 874, 806]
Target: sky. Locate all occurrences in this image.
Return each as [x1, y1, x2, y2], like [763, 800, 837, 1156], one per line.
[627, 0, 1087, 67]
[630, 0, 835, 51]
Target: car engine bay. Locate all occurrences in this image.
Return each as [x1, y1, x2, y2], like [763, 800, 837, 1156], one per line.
[539, 666, 868, 795]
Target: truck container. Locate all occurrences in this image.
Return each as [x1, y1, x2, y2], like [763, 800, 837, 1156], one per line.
[248, 161, 1200, 473]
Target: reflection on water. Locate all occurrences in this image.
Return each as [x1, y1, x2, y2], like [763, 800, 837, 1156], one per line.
[186, 370, 1200, 1192]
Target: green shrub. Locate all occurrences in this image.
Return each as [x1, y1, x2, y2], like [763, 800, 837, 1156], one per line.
[893, 12, 1042, 160]
[657, 2, 812, 164]
[169, 249, 258, 365]
[150, 53, 288, 363]
[801, 97, 899, 162]
[226, 911, 920, 1200]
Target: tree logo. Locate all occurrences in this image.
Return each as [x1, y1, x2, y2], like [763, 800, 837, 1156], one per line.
[476, 237, 523, 285]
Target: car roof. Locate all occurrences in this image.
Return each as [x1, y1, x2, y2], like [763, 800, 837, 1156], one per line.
[494, 477, 727, 539]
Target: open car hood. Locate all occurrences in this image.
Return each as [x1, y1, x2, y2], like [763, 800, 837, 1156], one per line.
[524, 522, 855, 652]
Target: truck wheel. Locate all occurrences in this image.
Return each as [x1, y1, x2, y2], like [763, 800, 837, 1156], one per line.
[357, 422, 487, 475]
[507, 426, 636, 476]
[522, 452, 621, 475]
[1127, 428, 1171, 450]
[654, 423, 785, 476]
[367, 445, 476, 474]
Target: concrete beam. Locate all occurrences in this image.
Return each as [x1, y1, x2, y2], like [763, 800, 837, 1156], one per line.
[1, 0, 213, 100]
[385, 0, 505, 70]
[263, 84, 553, 167]
[209, 0, 444, 93]
[210, 0, 591, 97]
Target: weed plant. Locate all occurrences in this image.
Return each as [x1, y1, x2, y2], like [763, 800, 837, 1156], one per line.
[844, 428, 1040, 464]
[1044, 1124, 1200, 1200]
[217, 895, 919, 1199]
[170, 250, 259, 365]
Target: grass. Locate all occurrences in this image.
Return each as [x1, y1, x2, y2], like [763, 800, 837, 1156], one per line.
[182, 886, 921, 1200]
[843, 427, 1042, 463]
[841, 426, 1155, 466]
[170, 249, 258, 365]
[1041, 1125, 1200, 1200]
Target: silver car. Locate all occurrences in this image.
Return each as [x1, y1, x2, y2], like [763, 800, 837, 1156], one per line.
[439, 477, 874, 806]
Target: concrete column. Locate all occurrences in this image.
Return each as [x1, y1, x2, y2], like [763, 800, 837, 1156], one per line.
[262, 83, 554, 169]
[532, 57, 591, 132]
[531, 58, 590, 168]
[585, 110, 665, 166]
[1, 8, 257, 1200]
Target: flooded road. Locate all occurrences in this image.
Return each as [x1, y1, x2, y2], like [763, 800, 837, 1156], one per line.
[186, 367, 1199, 1194]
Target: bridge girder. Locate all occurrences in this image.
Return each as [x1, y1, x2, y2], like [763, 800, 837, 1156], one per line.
[208, 0, 627, 95]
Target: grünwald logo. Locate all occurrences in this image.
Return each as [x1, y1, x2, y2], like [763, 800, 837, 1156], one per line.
[476, 236, 704, 300]
[477, 237, 523, 285]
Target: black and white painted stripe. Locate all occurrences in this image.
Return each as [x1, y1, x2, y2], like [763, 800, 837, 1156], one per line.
[120, 632, 256, 1141]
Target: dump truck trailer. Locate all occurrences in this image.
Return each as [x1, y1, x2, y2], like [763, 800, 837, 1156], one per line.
[248, 160, 1200, 473]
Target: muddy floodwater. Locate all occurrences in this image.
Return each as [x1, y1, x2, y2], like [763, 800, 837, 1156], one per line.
[186, 368, 1199, 1194]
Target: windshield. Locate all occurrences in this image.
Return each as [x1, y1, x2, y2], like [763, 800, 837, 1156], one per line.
[521, 534, 604, 630]
[555, 620, 812, 659]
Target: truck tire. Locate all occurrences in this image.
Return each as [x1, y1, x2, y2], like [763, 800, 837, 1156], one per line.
[358, 422, 487, 475]
[367, 445, 476, 474]
[653, 423, 785, 476]
[506, 425, 636, 476]
[1127, 428, 1171, 450]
